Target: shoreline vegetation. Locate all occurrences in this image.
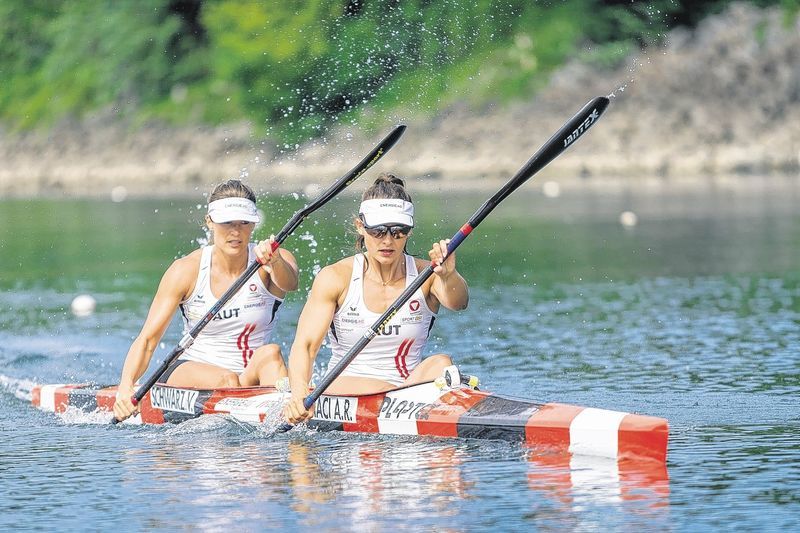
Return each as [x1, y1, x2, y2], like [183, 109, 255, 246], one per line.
[1, 3, 798, 198]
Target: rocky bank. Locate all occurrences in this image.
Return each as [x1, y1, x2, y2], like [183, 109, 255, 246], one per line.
[1, 3, 797, 198]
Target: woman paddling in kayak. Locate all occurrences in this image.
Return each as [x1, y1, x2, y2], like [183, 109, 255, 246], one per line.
[113, 179, 299, 422]
[284, 174, 468, 424]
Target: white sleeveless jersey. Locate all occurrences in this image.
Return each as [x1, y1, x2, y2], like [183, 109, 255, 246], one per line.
[178, 244, 283, 373]
[327, 254, 437, 385]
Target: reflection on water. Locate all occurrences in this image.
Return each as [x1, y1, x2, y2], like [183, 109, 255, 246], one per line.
[286, 437, 474, 525]
[84, 417, 671, 531]
[0, 188, 798, 529]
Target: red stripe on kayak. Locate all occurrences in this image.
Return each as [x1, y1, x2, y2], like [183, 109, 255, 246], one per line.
[203, 386, 272, 414]
[31, 385, 42, 407]
[343, 393, 384, 434]
[205, 389, 231, 414]
[54, 385, 84, 413]
[416, 388, 489, 437]
[138, 391, 165, 424]
[96, 387, 118, 411]
[524, 403, 584, 452]
[618, 413, 669, 463]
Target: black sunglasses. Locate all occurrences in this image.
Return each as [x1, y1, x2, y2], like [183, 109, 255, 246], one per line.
[363, 223, 412, 239]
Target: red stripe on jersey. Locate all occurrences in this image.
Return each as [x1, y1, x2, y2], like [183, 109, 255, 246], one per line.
[238, 323, 256, 367]
[394, 339, 408, 378]
[394, 339, 413, 379]
[400, 339, 412, 378]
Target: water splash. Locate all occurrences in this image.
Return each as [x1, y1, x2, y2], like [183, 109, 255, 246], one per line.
[0, 374, 35, 401]
[161, 414, 255, 437]
[57, 405, 118, 425]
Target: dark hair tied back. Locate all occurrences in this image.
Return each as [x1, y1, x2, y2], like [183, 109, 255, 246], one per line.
[361, 173, 411, 203]
[356, 173, 413, 252]
[208, 179, 256, 204]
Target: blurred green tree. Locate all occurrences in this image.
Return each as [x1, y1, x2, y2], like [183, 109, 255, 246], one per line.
[0, 0, 795, 143]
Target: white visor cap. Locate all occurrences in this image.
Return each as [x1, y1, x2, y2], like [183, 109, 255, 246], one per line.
[208, 198, 260, 223]
[359, 199, 414, 227]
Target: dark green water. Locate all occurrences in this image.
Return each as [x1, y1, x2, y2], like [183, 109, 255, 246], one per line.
[1, 186, 798, 530]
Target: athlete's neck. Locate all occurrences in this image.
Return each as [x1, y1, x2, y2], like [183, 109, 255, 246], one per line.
[213, 245, 249, 276]
[364, 253, 405, 286]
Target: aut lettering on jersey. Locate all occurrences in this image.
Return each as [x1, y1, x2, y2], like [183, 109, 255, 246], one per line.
[213, 308, 240, 321]
[378, 324, 401, 336]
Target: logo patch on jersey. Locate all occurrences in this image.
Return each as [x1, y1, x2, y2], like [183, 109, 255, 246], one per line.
[249, 283, 258, 292]
[150, 386, 199, 415]
[409, 299, 420, 313]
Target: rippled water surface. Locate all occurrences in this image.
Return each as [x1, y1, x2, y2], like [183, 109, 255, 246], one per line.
[1, 186, 799, 531]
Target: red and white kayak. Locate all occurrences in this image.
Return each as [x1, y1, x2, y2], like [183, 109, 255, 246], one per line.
[32, 379, 668, 463]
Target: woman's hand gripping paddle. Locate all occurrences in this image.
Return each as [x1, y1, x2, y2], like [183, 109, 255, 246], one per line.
[280, 96, 609, 431]
[112, 125, 407, 424]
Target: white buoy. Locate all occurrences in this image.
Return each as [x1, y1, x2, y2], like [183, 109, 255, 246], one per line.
[110, 186, 128, 203]
[542, 181, 561, 198]
[619, 211, 638, 227]
[70, 294, 96, 317]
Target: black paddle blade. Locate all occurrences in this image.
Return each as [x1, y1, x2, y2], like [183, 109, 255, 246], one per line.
[304, 95, 611, 407]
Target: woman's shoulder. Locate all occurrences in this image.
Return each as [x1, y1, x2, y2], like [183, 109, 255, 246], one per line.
[310, 256, 355, 294]
[152, 248, 202, 300]
[173, 248, 203, 268]
[412, 255, 434, 280]
[163, 249, 203, 282]
[412, 255, 431, 271]
[318, 256, 355, 281]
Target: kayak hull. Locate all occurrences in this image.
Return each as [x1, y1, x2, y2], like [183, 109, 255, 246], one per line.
[31, 381, 668, 463]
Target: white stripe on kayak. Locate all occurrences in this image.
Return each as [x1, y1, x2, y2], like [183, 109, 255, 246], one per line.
[214, 393, 286, 423]
[377, 382, 443, 436]
[569, 407, 627, 459]
[39, 384, 67, 412]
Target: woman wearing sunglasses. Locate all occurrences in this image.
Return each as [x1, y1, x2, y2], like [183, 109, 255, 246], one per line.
[285, 174, 469, 423]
